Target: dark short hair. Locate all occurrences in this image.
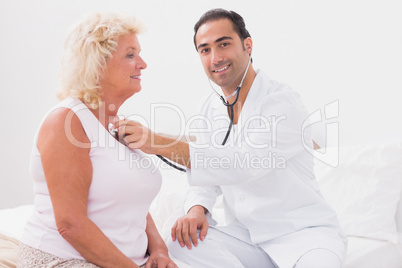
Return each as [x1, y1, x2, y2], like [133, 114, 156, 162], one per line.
[193, 8, 251, 50]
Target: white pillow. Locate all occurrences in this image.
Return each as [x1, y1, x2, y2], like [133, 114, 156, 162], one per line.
[314, 142, 402, 243]
[396, 189, 402, 234]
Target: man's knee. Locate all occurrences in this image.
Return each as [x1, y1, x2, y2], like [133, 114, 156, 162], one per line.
[166, 237, 185, 258]
[167, 236, 204, 260]
[294, 248, 341, 268]
[167, 236, 245, 268]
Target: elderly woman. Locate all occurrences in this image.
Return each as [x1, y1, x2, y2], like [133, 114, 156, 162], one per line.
[17, 12, 176, 268]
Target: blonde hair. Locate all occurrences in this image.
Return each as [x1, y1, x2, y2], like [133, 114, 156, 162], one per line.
[57, 12, 144, 109]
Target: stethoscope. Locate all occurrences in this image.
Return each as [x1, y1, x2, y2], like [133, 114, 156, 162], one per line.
[209, 52, 252, 146]
[161, 52, 252, 172]
[111, 52, 252, 173]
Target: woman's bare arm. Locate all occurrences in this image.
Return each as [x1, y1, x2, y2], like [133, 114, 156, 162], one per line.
[38, 107, 138, 268]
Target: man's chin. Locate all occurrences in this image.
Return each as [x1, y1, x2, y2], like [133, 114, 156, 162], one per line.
[210, 77, 229, 88]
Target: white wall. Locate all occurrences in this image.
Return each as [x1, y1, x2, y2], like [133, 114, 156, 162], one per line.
[1, 0, 401, 209]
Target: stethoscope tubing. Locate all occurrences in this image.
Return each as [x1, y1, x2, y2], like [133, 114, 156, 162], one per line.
[220, 85, 241, 146]
[160, 54, 251, 172]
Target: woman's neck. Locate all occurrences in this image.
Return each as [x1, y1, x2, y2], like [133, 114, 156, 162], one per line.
[89, 100, 120, 128]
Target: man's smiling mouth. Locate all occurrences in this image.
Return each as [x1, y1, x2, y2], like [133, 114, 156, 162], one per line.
[213, 65, 229, 73]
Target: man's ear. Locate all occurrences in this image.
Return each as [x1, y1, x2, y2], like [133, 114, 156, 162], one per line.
[244, 37, 253, 55]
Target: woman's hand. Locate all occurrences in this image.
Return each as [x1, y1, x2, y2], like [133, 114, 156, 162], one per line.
[145, 250, 177, 268]
[145, 214, 178, 268]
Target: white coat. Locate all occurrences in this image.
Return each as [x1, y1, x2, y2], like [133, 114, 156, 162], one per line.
[185, 70, 347, 268]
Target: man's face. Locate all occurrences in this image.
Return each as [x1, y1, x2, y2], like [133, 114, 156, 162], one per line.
[195, 19, 250, 91]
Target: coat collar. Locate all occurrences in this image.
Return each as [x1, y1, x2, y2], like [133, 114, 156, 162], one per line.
[210, 69, 264, 112]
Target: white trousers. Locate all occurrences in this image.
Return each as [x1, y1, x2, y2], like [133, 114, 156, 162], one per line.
[167, 227, 342, 268]
[168, 227, 275, 268]
[293, 248, 341, 268]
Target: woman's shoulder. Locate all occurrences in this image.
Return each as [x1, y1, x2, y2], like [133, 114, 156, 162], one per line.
[37, 103, 89, 151]
[41, 97, 88, 132]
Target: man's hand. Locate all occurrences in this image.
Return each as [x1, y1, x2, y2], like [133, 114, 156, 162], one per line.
[114, 119, 155, 154]
[114, 119, 191, 168]
[171, 205, 209, 249]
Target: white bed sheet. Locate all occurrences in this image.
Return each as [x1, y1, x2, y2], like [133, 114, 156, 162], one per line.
[0, 204, 33, 240]
[344, 236, 402, 268]
[2, 205, 402, 268]
[0, 204, 192, 268]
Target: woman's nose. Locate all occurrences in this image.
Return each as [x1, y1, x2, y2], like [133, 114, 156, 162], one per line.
[138, 55, 147, 70]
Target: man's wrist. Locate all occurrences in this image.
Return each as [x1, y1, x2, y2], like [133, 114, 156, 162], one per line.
[189, 205, 207, 215]
[152, 134, 169, 156]
[149, 133, 190, 168]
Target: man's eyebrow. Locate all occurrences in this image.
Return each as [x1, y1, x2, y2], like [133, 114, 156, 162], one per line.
[215, 36, 233, 43]
[197, 43, 208, 51]
[196, 36, 233, 51]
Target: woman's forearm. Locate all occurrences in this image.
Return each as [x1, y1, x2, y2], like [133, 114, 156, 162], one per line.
[145, 213, 168, 255]
[57, 215, 138, 268]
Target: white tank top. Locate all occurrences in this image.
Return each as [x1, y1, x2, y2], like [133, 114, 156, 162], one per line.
[21, 97, 162, 265]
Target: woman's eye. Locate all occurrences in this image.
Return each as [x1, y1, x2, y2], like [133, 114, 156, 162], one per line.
[126, 54, 134, 58]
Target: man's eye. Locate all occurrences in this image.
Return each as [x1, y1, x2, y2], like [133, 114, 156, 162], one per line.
[126, 54, 134, 58]
[201, 48, 209, 54]
[221, 42, 229, 47]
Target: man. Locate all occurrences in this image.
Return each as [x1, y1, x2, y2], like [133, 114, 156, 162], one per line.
[117, 8, 347, 268]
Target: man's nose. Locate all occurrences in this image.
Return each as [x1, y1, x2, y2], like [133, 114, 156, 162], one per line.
[211, 49, 223, 65]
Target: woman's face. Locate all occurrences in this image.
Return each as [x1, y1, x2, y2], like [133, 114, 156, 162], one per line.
[100, 34, 147, 99]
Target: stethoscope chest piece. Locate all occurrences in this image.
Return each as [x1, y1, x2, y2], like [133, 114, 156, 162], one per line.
[108, 123, 118, 137]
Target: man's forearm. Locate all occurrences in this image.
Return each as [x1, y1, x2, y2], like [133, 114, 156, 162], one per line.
[153, 134, 191, 168]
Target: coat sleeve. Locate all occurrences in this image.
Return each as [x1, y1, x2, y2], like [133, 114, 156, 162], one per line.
[183, 181, 222, 214]
[188, 90, 312, 186]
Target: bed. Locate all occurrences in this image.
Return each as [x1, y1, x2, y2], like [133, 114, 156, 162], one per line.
[1, 142, 402, 267]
